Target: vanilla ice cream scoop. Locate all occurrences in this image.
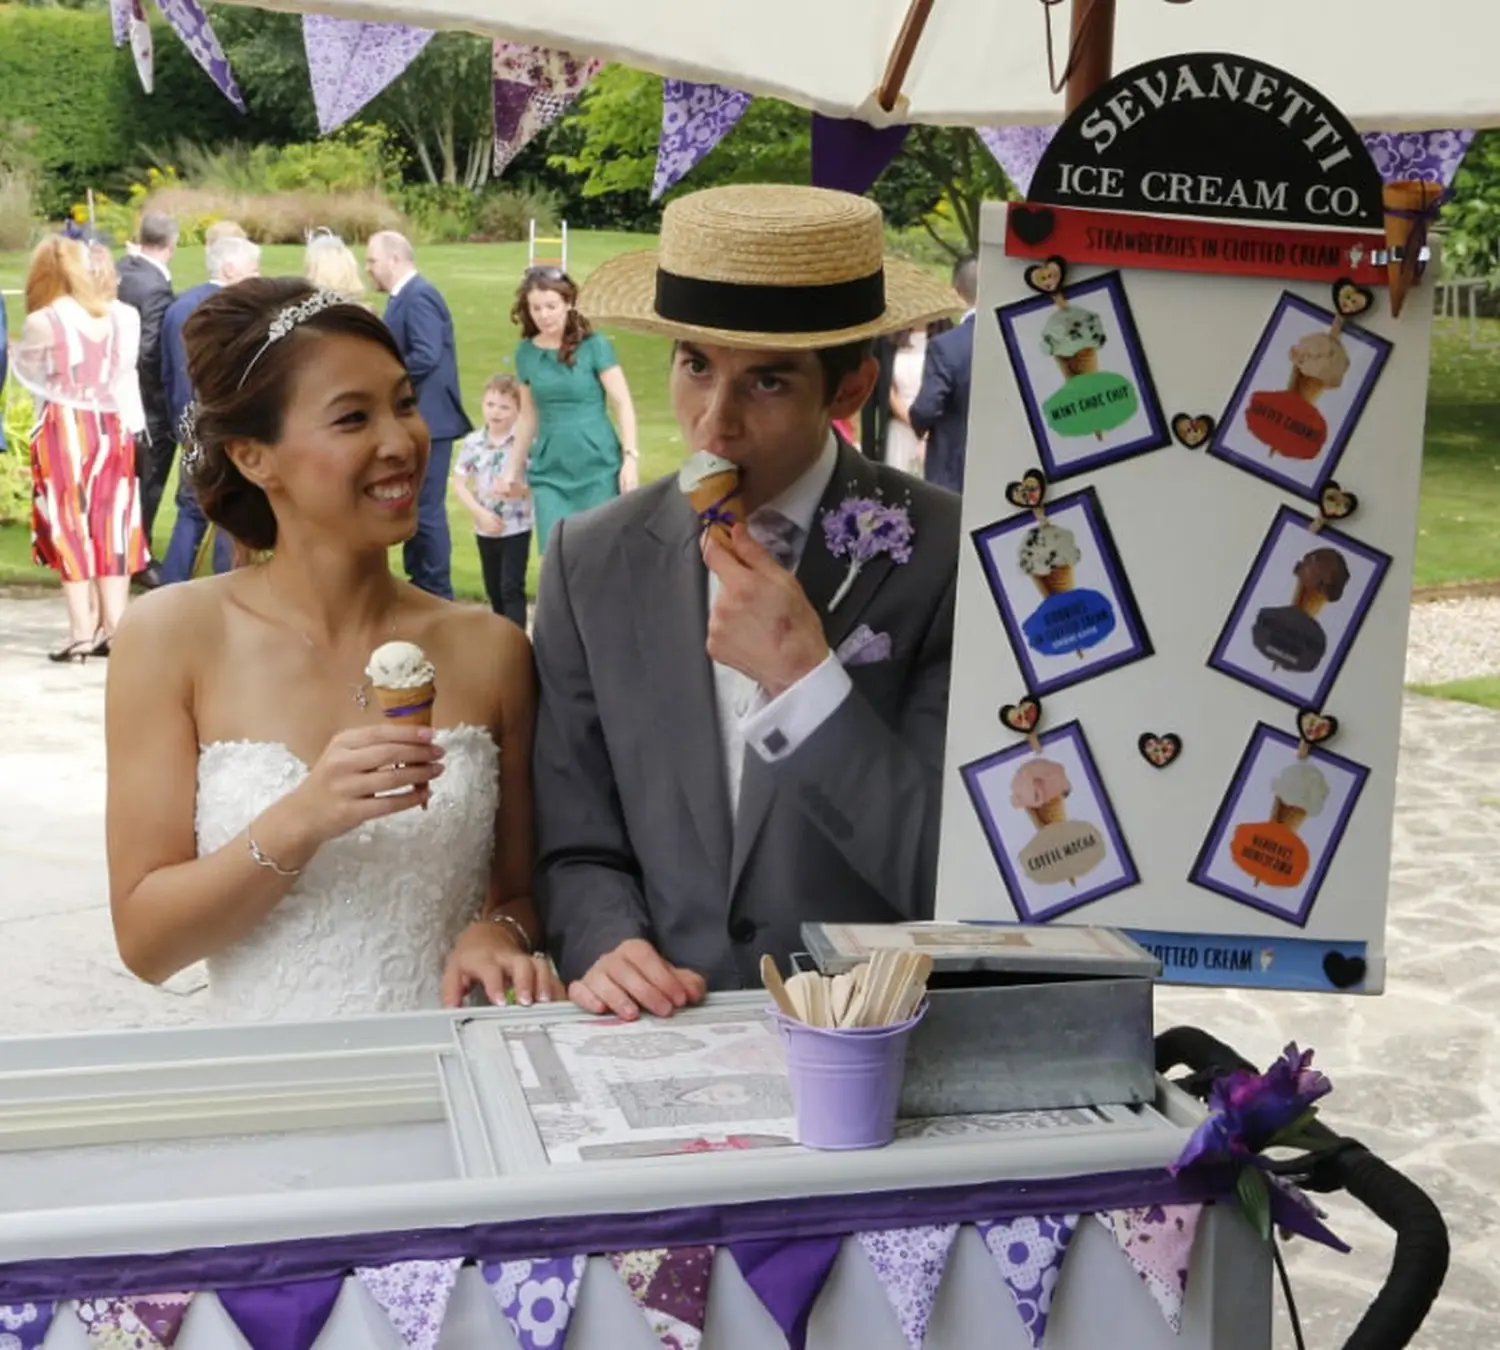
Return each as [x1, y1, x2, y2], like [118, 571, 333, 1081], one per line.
[678, 450, 739, 493]
[365, 640, 435, 690]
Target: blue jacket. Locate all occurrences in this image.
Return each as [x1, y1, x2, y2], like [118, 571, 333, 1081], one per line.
[382, 273, 471, 442]
[909, 314, 974, 494]
[161, 280, 220, 437]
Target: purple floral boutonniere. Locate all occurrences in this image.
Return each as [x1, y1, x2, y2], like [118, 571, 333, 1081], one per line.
[820, 491, 915, 612]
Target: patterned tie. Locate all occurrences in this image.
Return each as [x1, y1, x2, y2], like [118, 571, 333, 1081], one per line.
[747, 508, 801, 570]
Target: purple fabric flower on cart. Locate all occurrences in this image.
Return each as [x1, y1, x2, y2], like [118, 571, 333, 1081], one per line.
[820, 492, 914, 611]
[1172, 1042, 1331, 1173]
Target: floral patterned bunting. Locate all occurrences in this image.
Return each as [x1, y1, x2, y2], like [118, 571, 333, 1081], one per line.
[653, 81, 753, 201]
[1360, 130, 1474, 189]
[1096, 1203, 1204, 1333]
[75, 1294, 195, 1348]
[609, 1245, 716, 1350]
[129, 0, 154, 96]
[217, 1276, 345, 1350]
[975, 1214, 1079, 1349]
[727, 1236, 843, 1350]
[481, 1255, 587, 1350]
[856, 1224, 959, 1350]
[109, 0, 129, 47]
[302, 17, 433, 135]
[354, 1258, 461, 1350]
[977, 126, 1059, 197]
[153, 0, 245, 111]
[492, 42, 603, 176]
[0, 1302, 55, 1350]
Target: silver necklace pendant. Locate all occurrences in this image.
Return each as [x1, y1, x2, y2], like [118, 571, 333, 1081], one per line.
[352, 683, 369, 710]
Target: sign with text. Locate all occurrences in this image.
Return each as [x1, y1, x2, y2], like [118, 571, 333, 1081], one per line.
[1029, 52, 1384, 230]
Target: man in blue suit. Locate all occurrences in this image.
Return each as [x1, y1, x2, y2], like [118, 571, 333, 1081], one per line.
[366, 231, 471, 600]
[159, 231, 261, 582]
[910, 255, 978, 494]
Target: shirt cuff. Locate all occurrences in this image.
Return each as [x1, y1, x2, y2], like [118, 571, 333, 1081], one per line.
[743, 651, 852, 763]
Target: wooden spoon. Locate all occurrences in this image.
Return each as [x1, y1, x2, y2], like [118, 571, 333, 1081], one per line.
[760, 954, 799, 1021]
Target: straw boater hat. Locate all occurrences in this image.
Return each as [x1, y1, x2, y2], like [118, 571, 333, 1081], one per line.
[577, 184, 961, 350]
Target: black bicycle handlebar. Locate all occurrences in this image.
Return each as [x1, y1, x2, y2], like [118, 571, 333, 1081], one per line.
[1155, 1026, 1449, 1350]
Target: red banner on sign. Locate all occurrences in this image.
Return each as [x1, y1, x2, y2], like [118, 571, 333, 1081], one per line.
[1005, 205, 1388, 287]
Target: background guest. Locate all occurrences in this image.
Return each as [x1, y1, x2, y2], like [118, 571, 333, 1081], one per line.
[452, 373, 532, 629]
[86, 241, 148, 450]
[304, 229, 364, 297]
[114, 211, 178, 571]
[910, 255, 978, 493]
[365, 230, 470, 600]
[884, 318, 953, 477]
[12, 237, 147, 660]
[507, 268, 638, 556]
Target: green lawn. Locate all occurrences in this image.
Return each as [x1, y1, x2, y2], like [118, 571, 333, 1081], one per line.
[0, 234, 682, 600]
[4, 239, 1500, 594]
[1409, 674, 1500, 712]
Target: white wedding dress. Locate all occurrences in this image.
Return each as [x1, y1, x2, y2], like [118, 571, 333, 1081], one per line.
[195, 726, 499, 1022]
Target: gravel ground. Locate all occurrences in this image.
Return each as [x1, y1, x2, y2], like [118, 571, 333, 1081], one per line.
[1404, 596, 1500, 686]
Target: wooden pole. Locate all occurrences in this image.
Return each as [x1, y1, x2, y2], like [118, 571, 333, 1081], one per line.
[1064, 0, 1117, 113]
[877, 0, 937, 113]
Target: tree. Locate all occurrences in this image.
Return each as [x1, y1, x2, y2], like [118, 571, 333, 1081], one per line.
[871, 126, 1013, 259]
[1442, 130, 1500, 280]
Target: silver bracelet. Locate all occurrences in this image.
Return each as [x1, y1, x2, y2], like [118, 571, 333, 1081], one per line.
[488, 911, 534, 955]
[247, 832, 301, 878]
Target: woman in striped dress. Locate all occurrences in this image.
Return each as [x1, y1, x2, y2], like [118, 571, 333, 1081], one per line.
[12, 237, 148, 661]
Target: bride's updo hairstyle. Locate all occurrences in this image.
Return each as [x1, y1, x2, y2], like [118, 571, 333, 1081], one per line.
[181, 277, 406, 551]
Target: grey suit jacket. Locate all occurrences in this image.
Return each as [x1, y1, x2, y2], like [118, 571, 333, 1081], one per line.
[531, 441, 960, 989]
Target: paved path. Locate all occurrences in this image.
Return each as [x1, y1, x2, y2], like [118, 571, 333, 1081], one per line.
[1, 594, 1496, 1347]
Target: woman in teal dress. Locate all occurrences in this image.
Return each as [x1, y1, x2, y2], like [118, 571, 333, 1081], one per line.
[507, 270, 639, 553]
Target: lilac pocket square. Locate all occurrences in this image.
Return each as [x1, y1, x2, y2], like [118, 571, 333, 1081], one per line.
[837, 624, 892, 667]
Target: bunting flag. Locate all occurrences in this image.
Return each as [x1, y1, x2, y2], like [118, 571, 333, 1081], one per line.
[481, 1255, 587, 1350]
[977, 125, 1059, 198]
[218, 1277, 344, 1350]
[1360, 129, 1475, 188]
[354, 1258, 462, 1350]
[108, 0, 129, 46]
[811, 115, 910, 196]
[302, 17, 433, 136]
[492, 42, 603, 176]
[0, 1302, 56, 1350]
[1096, 1203, 1204, 1333]
[609, 1245, 716, 1350]
[728, 1236, 842, 1350]
[975, 1214, 1080, 1350]
[129, 0, 154, 95]
[74, 1294, 195, 1348]
[153, 0, 245, 111]
[856, 1224, 960, 1350]
[653, 81, 753, 201]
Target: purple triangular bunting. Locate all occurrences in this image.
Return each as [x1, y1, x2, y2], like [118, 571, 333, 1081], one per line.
[219, 1277, 344, 1350]
[152, 0, 245, 111]
[812, 115, 909, 196]
[355, 1258, 461, 1350]
[0, 1302, 56, 1350]
[857, 1224, 959, 1350]
[303, 17, 433, 135]
[653, 81, 753, 200]
[729, 1236, 842, 1350]
[481, 1254, 587, 1350]
[1361, 129, 1474, 189]
[976, 1214, 1079, 1349]
[977, 126, 1059, 197]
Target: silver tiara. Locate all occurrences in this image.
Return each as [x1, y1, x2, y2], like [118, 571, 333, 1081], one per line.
[178, 399, 205, 474]
[237, 290, 354, 389]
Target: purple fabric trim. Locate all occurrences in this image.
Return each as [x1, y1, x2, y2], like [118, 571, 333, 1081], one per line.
[0, 1166, 1238, 1304]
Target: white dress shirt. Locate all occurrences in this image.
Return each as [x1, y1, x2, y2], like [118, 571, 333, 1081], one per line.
[709, 433, 855, 809]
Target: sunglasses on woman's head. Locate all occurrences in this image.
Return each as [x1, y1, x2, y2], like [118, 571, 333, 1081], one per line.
[526, 266, 568, 282]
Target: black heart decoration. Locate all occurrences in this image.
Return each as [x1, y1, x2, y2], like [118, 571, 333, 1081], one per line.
[999, 696, 1043, 735]
[1333, 277, 1374, 319]
[1320, 481, 1358, 521]
[1011, 206, 1056, 247]
[1004, 468, 1048, 511]
[1137, 732, 1183, 769]
[1322, 952, 1367, 990]
[1023, 256, 1067, 297]
[1297, 707, 1338, 746]
[1170, 413, 1216, 450]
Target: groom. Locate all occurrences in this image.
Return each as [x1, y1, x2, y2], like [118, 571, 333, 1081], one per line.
[531, 185, 962, 1019]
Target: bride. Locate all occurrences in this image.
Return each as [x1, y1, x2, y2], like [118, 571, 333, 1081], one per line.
[104, 277, 562, 1021]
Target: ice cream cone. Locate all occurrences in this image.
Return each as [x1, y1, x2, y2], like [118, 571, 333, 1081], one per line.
[373, 681, 435, 726]
[1287, 370, 1328, 404]
[1027, 796, 1068, 829]
[1292, 581, 1328, 619]
[1055, 349, 1098, 380]
[1383, 180, 1443, 319]
[1270, 798, 1307, 832]
[1032, 564, 1076, 598]
[688, 469, 744, 547]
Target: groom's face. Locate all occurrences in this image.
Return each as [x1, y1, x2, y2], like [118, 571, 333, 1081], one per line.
[671, 342, 874, 488]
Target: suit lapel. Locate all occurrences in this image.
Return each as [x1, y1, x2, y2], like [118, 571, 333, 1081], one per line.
[630, 489, 734, 887]
[729, 441, 900, 896]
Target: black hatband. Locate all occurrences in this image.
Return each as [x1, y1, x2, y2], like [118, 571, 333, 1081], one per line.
[654, 267, 885, 333]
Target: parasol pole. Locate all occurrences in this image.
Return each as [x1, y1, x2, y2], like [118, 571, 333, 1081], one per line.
[1064, 0, 1116, 112]
[877, 0, 937, 112]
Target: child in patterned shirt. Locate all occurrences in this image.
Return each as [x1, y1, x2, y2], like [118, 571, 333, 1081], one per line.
[452, 373, 533, 627]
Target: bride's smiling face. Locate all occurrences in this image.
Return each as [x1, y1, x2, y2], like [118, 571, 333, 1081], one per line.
[232, 332, 431, 549]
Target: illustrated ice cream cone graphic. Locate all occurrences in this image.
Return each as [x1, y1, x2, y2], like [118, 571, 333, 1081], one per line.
[1285, 332, 1350, 408]
[1384, 180, 1443, 319]
[1270, 798, 1308, 831]
[1291, 548, 1350, 620]
[678, 450, 744, 547]
[1054, 348, 1098, 379]
[1027, 795, 1069, 829]
[1018, 523, 1081, 599]
[1247, 761, 1331, 887]
[1011, 758, 1071, 831]
[365, 640, 436, 727]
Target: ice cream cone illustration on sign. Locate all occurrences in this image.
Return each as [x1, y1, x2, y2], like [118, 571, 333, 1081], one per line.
[1017, 520, 1117, 660]
[1231, 761, 1328, 890]
[1252, 546, 1351, 674]
[1383, 181, 1443, 319]
[1011, 758, 1106, 888]
[1025, 258, 1139, 442]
